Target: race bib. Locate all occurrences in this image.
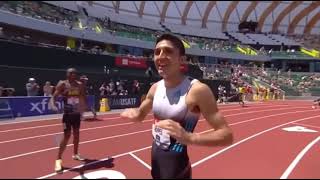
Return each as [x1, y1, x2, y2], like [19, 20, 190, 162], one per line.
[67, 97, 80, 105]
[152, 124, 171, 149]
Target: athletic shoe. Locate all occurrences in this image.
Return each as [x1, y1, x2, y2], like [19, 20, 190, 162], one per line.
[72, 154, 85, 161]
[55, 159, 63, 173]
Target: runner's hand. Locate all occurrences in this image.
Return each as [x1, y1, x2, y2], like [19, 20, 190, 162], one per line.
[50, 105, 59, 112]
[156, 119, 193, 145]
[120, 108, 141, 122]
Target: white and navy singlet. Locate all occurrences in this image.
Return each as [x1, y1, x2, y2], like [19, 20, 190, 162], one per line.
[151, 76, 200, 179]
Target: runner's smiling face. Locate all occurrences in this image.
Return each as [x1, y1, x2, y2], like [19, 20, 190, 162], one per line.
[154, 40, 183, 79]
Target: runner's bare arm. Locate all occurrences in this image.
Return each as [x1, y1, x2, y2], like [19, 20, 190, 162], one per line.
[120, 83, 157, 122]
[156, 82, 233, 146]
[49, 81, 64, 111]
[189, 82, 233, 146]
[80, 82, 88, 111]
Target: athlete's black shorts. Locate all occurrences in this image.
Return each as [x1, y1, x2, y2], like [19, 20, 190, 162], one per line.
[62, 112, 81, 133]
[151, 142, 191, 179]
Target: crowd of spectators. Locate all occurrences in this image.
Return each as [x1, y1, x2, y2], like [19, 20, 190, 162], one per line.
[0, 1, 77, 27]
[0, 75, 145, 98]
[2, 1, 318, 62]
[0, 1, 240, 55]
[275, 72, 320, 94]
[290, 34, 320, 51]
[1, 1, 320, 99]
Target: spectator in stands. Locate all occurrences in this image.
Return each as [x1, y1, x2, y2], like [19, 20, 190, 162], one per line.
[106, 84, 113, 95]
[0, 83, 16, 97]
[246, 85, 253, 101]
[26, 78, 40, 96]
[109, 79, 115, 93]
[116, 80, 122, 92]
[43, 81, 54, 96]
[99, 82, 109, 98]
[269, 85, 275, 100]
[287, 69, 291, 78]
[80, 75, 96, 119]
[80, 74, 95, 96]
[103, 66, 110, 75]
[275, 86, 281, 100]
[146, 67, 153, 79]
[0, 27, 3, 37]
[111, 90, 117, 96]
[132, 80, 140, 95]
[0, 86, 3, 97]
[277, 69, 281, 79]
[119, 89, 128, 96]
[6, 87, 15, 96]
[217, 85, 227, 104]
[78, 43, 85, 52]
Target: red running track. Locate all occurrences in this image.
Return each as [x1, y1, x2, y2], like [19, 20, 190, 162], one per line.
[0, 101, 319, 179]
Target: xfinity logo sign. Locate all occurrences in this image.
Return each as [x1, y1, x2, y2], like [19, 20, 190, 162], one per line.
[1, 95, 94, 118]
[30, 98, 63, 114]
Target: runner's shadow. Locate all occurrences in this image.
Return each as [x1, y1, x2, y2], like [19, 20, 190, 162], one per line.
[64, 157, 115, 175]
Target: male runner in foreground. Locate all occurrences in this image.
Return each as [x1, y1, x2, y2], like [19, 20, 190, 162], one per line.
[50, 68, 86, 173]
[121, 34, 233, 179]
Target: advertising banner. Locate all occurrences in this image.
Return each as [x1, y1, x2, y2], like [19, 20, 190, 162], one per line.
[115, 56, 148, 69]
[0, 96, 95, 118]
[106, 95, 141, 109]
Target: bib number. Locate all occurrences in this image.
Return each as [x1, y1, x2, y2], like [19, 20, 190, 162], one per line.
[65, 97, 80, 112]
[67, 97, 80, 105]
[152, 124, 171, 149]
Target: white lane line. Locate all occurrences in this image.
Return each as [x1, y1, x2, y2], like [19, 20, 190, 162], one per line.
[0, 108, 315, 161]
[129, 152, 152, 170]
[291, 122, 320, 130]
[0, 106, 307, 144]
[280, 136, 320, 179]
[0, 113, 154, 133]
[37, 146, 152, 179]
[191, 114, 320, 168]
[0, 112, 120, 125]
[0, 119, 153, 144]
[0, 104, 288, 130]
[36, 112, 319, 179]
[0, 129, 151, 161]
[0, 116, 123, 133]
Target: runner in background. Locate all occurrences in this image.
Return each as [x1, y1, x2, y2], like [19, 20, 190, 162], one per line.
[80, 75, 97, 120]
[50, 68, 87, 173]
